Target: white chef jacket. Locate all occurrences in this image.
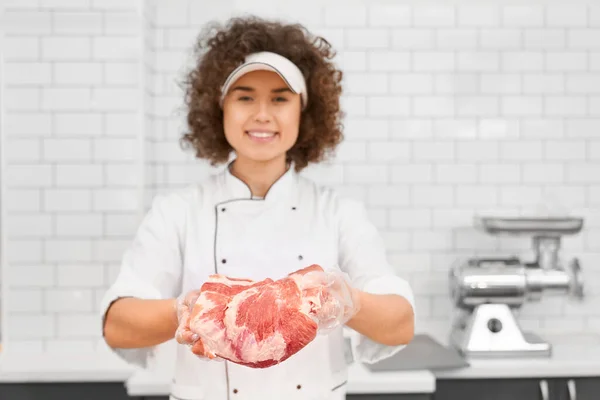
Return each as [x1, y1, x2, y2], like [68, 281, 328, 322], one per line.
[100, 161, 415, 400]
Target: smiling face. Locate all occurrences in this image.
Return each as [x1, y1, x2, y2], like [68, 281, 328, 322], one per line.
[222, 69, 302, 168]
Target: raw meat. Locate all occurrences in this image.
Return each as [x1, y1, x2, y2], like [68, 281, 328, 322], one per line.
[188, 264, 330, 368]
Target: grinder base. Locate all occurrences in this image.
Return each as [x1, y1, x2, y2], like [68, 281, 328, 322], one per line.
[450, 303, 551, 358]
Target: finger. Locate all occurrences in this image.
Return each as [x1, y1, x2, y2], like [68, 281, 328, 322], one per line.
[179, 328, 199, 344]
[175, 328, 189, 344]
[191, 339, 207, 357]
[175, 330, 188, 345]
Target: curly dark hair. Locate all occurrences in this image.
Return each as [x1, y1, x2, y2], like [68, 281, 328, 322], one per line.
[180, 16, 344, 172]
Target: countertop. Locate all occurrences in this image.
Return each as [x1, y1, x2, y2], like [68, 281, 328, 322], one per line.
[0, 351, 135, 383]
[435, 333, 600, 379]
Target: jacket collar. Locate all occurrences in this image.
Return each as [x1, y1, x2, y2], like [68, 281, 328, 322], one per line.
[219, 160, 298, 204]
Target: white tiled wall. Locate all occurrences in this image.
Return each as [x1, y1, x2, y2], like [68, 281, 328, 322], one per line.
[1, 0, 600, 353]
[1, 0, 142, 353]
[143, 0, 158, 206]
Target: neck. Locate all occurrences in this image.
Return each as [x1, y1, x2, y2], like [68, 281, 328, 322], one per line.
[229, 156, 289, 198]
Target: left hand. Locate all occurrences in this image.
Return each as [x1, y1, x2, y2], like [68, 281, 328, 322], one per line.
[293, 267, 361, 333]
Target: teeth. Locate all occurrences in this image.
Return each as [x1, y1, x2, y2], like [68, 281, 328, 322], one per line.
[248, 131, 275, 138]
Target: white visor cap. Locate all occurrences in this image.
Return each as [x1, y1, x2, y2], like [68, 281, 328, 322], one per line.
[220, 51, 308, 110]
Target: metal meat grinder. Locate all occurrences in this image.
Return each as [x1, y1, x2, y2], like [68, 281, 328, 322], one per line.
[449, 217, 585, 358]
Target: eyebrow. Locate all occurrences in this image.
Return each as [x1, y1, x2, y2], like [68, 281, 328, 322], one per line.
[230, 86, 253, 92]
[230, 86, 292, 94]
[272, 87, 293, 93]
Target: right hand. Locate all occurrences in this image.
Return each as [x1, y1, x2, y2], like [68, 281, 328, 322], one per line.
[174, 289, 209, 358]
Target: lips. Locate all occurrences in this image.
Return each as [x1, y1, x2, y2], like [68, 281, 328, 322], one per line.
[245, 130, 278, 143]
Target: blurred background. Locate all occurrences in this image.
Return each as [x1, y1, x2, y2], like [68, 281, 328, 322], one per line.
[0, 0, 599, 399]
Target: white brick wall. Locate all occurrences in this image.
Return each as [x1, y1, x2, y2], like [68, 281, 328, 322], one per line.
[1, 0, 142, 352]
[2, 0, 600, 355]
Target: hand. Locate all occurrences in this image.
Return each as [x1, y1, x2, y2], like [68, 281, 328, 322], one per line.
[174, 289, 212, 359]
[295, 268, 361, 333]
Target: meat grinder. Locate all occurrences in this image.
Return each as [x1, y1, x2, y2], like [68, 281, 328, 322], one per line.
[448, 217, 585, 358]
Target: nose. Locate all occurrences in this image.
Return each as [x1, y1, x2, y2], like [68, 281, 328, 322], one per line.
[252, 99, 273, 123]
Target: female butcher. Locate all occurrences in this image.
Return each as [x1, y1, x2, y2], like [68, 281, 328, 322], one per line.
[101, 16, 415, 400]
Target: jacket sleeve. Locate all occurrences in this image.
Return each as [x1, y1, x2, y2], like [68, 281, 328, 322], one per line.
[335, 196, 416, 364]
[99, 193, 184, 368]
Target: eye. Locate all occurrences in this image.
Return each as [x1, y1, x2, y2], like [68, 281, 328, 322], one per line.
[274, 96, 289, 103]
[238, 96, 253, 101]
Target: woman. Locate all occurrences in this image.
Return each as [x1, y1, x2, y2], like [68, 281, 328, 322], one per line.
[101, 16, 415, 400]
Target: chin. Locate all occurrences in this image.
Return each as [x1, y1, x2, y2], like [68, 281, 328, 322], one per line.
[237, 146, 292, 162]
[235, 151, 284, 163]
